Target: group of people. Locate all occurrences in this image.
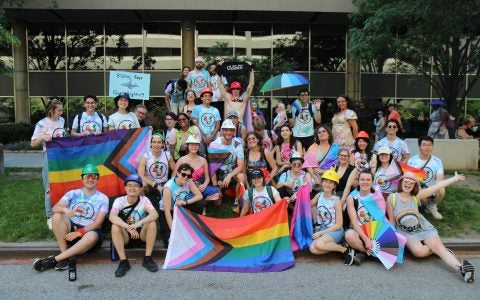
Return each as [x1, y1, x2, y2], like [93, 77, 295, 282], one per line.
[30, 58, 475, 282]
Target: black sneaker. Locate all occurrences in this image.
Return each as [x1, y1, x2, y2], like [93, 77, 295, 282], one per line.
[142, 256, 158, 272]
[33, 255, 56, 272]
[54, 259, 69, 271]
[461, 260, 475, 283]
[354, 253, 366, 266]
[115, 259, 131, 277]
[343, 247, 355, 266]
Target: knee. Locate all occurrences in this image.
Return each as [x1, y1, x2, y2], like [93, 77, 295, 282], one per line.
[147, 220, 157, 231]
[236, 173, 245, 184]
[344, 230, 356, 244]
[111, 224, 123, 235]
[82, 231, 99, 245]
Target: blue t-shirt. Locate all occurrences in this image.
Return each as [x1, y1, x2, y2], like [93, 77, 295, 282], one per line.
[191, 104, 221, 137]
[160, 177, 191, 211]
[187, 69, 211, 97]
[59, 188, 109, 226]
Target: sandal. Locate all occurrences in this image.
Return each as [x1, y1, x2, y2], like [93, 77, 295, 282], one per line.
[461, 260, 475, 283]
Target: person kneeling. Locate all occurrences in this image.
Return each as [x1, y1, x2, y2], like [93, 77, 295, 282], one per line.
[33, 164, 109, 272]
[109, 174, 159, 277]
[309, 170, 350, 261]
[240, 168, 282, 216]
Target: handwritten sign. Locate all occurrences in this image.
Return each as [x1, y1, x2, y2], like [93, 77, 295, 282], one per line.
[109, 71, 151, 100]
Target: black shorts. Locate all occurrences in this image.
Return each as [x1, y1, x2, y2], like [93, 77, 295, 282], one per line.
[67, 221, 104, 251]
[125, 227, 146, 248]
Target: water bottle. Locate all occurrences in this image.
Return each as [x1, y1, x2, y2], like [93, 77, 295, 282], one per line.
[68, 257, 77, 282]
[110, 240, 119, 261]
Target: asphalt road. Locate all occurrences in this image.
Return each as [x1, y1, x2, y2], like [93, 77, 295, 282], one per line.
[1, 257, 479, 299]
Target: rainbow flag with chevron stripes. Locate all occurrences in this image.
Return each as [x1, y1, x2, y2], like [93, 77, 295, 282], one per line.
[46, 128, 151, 204]
[163, 200, 294, 272]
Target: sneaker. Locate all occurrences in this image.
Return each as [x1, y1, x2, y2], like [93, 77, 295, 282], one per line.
[354, 253, 366, 266]
[426, 205, 443, 220]
[33, 255, 56, 272]
[54, 259, 69, 271]
[46, 217, 53, 230]
[343, 247, 355, 266]
[115, 259, 131, 277]
[461, 260, 475, 283]
[142, 256, 158, 272]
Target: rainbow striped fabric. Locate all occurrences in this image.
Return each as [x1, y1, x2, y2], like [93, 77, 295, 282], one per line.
[163, 200, 294, 272]
[46, 128, 151, 204]
[289, 184, 313, 252]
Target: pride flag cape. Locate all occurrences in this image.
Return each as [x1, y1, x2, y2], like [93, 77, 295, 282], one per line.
[290, 184, 313, 252]
[163, 200, 294, 272]
[207, 141, 233, 179]
[46, 128, 151, 204]
[302, 143, 340, 170]
[243, 98, 254, 132]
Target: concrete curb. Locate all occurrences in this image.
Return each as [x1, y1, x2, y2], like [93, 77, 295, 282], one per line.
[1, 240, 480, 260]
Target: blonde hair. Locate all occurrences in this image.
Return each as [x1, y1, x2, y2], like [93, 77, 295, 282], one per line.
[45, 99, 63, 118]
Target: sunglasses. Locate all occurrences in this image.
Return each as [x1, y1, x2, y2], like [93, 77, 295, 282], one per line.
[388, 125, 398, 129]
[82, 174, 99, 180]
[231, 88, 241, 90]
[299, 92, 309, 96]
[292, 162, 302, 167]
[180, 172, 192, 179]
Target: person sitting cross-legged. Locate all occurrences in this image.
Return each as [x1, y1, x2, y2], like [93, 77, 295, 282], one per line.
[109, 174, 159, 277]
[33, 164, 109, 272]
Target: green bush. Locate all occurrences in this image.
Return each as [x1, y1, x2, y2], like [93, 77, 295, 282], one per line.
[0, 123, 35, 144]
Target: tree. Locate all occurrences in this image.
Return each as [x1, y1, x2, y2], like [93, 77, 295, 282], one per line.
[348, 0, 480, 116]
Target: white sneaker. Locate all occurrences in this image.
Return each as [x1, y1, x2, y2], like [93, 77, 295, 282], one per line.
[46, 217, 53, 230]
[426, 205, 443, 220]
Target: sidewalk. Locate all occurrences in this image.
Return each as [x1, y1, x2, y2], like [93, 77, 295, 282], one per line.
[3, 150, 43, 168]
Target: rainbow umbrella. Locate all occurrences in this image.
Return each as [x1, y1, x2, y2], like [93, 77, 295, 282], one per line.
[260, 73, 309, 93]
[361, 221, 399, 270]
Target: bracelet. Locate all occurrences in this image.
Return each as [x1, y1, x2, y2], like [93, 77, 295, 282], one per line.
[75, 228, 86, 237]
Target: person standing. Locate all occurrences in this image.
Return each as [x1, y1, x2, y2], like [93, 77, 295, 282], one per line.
[387, 103, 406, 133]
[165, 79, 188, 115]
[288, 89, 322, 150]
[31, 99, 65, 229]
[109, 174, 159, 277]
[32, 164, 108, 272]
[427, 100, 449, 139]
[108, 93, 140, 130]
[209, 63, 227, 114]
[191, 88, 221, 155]
[373, 119, 410, 163]
[187, 56, 211, 98]
[217, 61, 254, 121]
[374, 110, 386, 143]
[407, 136, 445, 219]
[331, 94, 358, 149]
[71, 95, 108, 136]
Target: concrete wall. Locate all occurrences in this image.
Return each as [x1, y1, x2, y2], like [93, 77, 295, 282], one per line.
[405, 138, 479, 170]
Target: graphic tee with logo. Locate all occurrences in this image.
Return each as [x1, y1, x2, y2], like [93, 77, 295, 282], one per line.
[191, 104, 221, 137]
[111, 195, 154, 226]
[107, 112, 140, 130]
[72, 112, 107, 135]
[59, 188, 109, 227]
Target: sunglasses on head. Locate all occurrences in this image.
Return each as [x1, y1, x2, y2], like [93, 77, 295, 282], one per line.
[180, 172, 192, 179]
[82, 174, 99, 180]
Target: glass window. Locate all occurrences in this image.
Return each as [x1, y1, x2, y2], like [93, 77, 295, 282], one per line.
[66, 23, 104, 70]
[196, 23, 234, 62]
[235, 23, 271, 61]
[311, 25, 346, 72]
[0, 97, 14, 123]
[105, 22, 142, 70]
[28, 23, 66, 70]
[0, 22, 13, 73]
[144, 22, 181, 70]
[273, 24, 308, 71]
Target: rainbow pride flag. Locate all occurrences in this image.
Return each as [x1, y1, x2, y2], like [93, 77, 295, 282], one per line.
[46, 128, 151, 204]
[163, 200, 294, 272]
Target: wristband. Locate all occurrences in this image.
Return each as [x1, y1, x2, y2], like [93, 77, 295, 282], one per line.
[75, 228, 86, 237]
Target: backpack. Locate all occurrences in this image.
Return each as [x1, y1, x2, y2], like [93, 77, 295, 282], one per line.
[166, 79, 186, 99]
[247, 185, 275, 213]
[75, 112, 106, 133]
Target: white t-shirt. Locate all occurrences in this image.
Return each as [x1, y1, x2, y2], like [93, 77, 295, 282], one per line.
[72, 112, 107, 135]
[31, 117, 65, 151]
[111, 195, 154, 226]
[407, 155, 444, 187]
[108, 112, 140, 130]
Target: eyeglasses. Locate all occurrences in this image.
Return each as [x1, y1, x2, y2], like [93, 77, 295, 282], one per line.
[299, 92, 309, 96]
[180, 172, 193, 179]
[165, 118, 174, 121]
[387, 125, 398, 129]
[339, 154, 349, 158]
[126, 184, 140, 188]
[82, 174, 99, 180]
